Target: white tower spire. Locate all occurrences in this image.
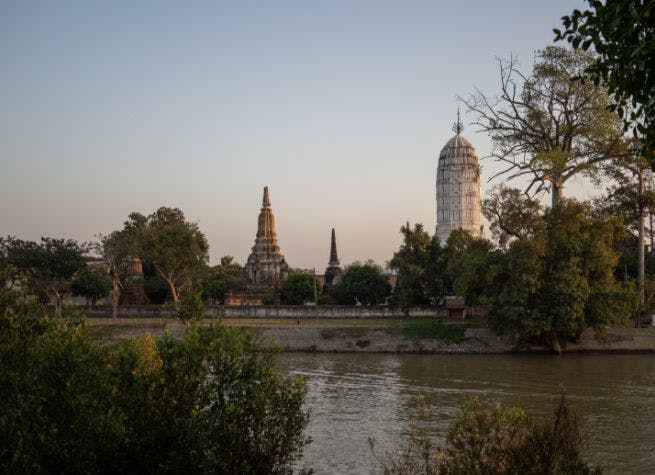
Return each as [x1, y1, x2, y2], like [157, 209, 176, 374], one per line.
[436, 115, 482, 243]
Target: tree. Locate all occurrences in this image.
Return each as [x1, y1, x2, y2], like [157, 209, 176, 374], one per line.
[372, 394, 602, 475]
[595, 149, 655, 321]
[71, 269, 112, 306]
[0, 237, 87, 314]
[388, 223, 446, 309]
[138, 207, 209, 302]
[333, 261, 391, 305]
[96, 227, 139, 318]
[280, 270, 318, 305]
[461, 46, 626, 207]
[482, 186, 545, 247]
[480, 201, 635, 352]
[444, 230, 495, 307]
[0, 293, 310, 473]
[200, 256, 244, 304]
[555, 0, 655, 161]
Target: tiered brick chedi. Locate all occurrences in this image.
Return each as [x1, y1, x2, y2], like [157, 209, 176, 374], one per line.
[436, 115, 482, 243]
[244, 186, 290, 290]
[322, 228, 342, 294]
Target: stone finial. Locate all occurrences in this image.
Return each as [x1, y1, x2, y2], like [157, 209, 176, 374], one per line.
[262, 186, 271, 206]
[452, 108, 464, 135]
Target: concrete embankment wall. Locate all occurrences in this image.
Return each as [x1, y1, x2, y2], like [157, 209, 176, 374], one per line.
[84, 304, 451, 319]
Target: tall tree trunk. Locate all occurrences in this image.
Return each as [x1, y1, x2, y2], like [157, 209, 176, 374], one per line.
[165, 276, 179, 303]
[551, 176, 564, 208]
[52, 289, 63, 316]
[112, 278, 120, 319]
[637, 170, 645, 327]
[650, 209, 654, 256]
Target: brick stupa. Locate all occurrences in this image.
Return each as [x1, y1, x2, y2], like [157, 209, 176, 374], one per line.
[228, 186, 289, 304]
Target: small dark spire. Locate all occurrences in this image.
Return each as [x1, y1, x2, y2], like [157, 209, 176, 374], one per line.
[452, 108, 464, 135]
[262, 186, 270, 206]
[329, 228, 339, 265]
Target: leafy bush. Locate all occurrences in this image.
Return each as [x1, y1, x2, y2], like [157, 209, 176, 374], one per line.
[165, 291, 204, 322]
[0, 294, 310, 474]
[401, 320, 465, 343]
[371, 394, 601, 475]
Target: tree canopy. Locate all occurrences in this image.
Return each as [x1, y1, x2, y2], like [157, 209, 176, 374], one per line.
[461, 45, 626, 207]
[555, 0, 655, 161]
[70, 269, 112, 306]
[138, 207, 209, 302]
[333, 261, 391, 305]
[388, 223, 447, 309]
[280, 270, 318, 305]
[480, 200, 636, 352]
[200, 256, 244, 304]
[0, 236, 87, 314]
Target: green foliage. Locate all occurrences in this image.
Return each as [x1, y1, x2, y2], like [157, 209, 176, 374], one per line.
[71, 269, 112, 305]
[462, 45, 626, 206]
[0, 303, 125, 473]
[555, 0, 655, 160]
[0, 236, 87, 313]
[0, 294, 310, 474]
[280, 270, 318, 305]
[333, 260, 391, 305]
[165, 292, 204, 322]
[481, 201, 635, 351]
[96, 229, 138, 316]
[372, 394, 602, 475]
[400, 320, 465, 343]
[389, 223, 446, 309]
[138, 207, 209, 302]
[262, 292, 279, 305]
[355, 339, 370, 348]
[444, 230, 495, 307]
[143, 273, 169, 304]
[200, 256, 244, 304]
[482, 186, 545, 247]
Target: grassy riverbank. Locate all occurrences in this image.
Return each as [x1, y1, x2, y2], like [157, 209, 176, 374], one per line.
[86, 317, 655, 354]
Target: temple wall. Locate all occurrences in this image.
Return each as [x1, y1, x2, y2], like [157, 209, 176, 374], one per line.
[83, 304, 451, 319]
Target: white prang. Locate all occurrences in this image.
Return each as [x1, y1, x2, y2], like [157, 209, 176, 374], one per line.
[436, 131, 482, 244]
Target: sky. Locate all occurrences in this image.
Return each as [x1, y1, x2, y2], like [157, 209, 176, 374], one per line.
[0, 0, 589, 270]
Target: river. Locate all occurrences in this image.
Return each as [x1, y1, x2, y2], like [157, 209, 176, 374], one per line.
[276, 353, 655, 474]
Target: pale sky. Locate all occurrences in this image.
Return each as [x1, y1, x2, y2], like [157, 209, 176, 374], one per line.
[0, 0, 589, 270]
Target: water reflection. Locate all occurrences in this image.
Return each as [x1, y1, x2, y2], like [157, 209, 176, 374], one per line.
[277, 353, 655, 474]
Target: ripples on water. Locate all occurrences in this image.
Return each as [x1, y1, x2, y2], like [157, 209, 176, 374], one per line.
[276, 353, 655, 475]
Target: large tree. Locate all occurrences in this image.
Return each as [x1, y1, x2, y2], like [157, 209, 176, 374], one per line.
[96, 230, 136, 318]
[200, 256, 244, 304]
[555, 0, 655, 161]
[0, 237, 87, 314]
[280, 270, 318, 305]
[595, 148, 655, 320]
[482, 186, 545, 248]
[461, 45, 626, 207]
[333, 261, 391, 305]
[388, 223, 447, 309]
[138, 208, 209, 302]
[70, 269, 112, 306]
[481, 200, 635, 352]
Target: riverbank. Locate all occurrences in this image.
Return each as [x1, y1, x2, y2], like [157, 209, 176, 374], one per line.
[86, 317, 655, 354]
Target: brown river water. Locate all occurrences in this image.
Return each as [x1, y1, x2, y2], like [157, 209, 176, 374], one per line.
[276, 353, 655, 474]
